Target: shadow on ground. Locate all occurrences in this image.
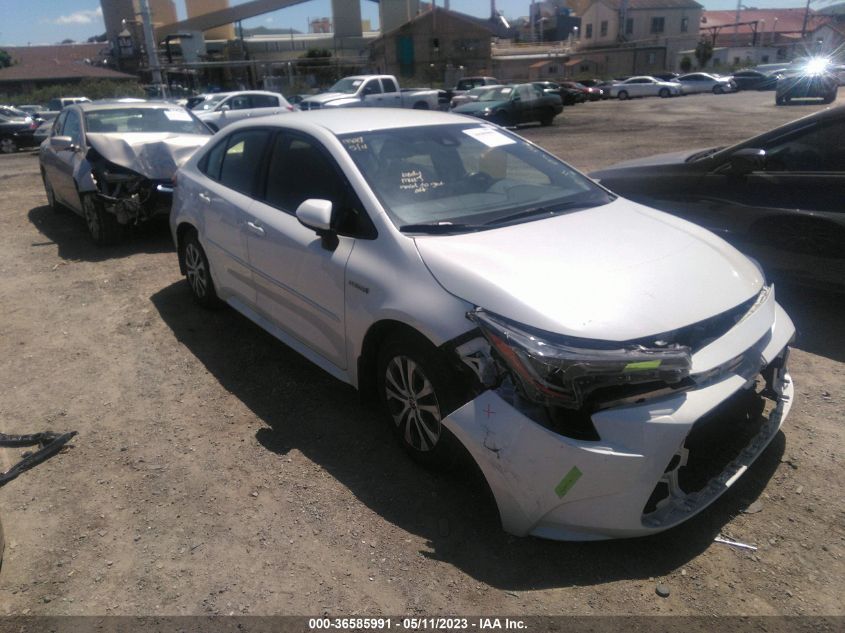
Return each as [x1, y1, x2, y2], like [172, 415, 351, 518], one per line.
[27, 205, 174, 262]
[151, 280, 788, 590]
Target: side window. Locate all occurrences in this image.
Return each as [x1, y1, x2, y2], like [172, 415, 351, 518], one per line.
[200, 139, 227, 181]
[517, 85, 535, 101]
[264, 134, 373, 237]
[765, 121, 845, 172]
[53, 110, 68, 136]
[362, 80, 382, 96]
[63, 110, 83, 145]
[227, 95, 251, 110]
[381, 77, 398, 93]
[218, 130, 269, 195]
[251, 94, 278, 108]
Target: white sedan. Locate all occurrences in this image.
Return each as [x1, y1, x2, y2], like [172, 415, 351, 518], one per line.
[677, 72, 737, 94]
[608, 76, 683, 99]
[189, 90, 294, 132]
[170, 109, 794, 540]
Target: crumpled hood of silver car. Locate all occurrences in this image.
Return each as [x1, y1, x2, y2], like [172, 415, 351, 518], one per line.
[413, 198, 764, 342]
[86, 133, 210, 180]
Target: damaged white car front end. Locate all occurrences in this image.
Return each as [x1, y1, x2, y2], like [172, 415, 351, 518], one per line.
[445, 288, 792, 540]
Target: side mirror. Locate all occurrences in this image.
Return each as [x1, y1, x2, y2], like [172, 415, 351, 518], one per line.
[728, 148, 766, 175]
[218, 104, 230, 112]
[296, 198, 338, 250]
[512, 95, 521, 101]
[51, 135, 75, 151]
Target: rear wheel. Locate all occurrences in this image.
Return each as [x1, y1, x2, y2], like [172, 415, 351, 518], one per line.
[82, 194, 122, 245]
[539, 109, 555, 126]
[181, 230, 221, 308]
[0, 137, 17, 154]
[617, 90, 629, 100]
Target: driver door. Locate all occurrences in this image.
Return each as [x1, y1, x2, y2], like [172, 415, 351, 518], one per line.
[244, 131, 357, 369]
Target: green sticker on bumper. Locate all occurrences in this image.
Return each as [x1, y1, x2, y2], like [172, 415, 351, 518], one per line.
[624, 359, 662, 372]
[554, 466, 582, 498]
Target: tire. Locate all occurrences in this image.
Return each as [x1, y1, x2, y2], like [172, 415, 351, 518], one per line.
[41, 171, 61, 212]
[539, 109, 555, 126]
[81, 194, 122, 245]
[492, 111, 511, 127]
[376, 333, 462, 469]
[181, 230, 221, 308]
[659, 88, 670, 98]
[713, 85, 724, 94]
[0, 137, 17, 154]
[823, 89, 837, 104]
[617, 90, 629, 100]
[775, 95, 786, 106]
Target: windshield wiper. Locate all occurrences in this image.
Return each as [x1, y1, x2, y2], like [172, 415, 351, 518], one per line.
[399, 222, 481, 234]
[483, 201, 597, 227]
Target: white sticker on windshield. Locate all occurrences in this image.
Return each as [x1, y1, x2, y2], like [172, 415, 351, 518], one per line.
[164, 110, 193, 121]
[463, 127, 516, 148]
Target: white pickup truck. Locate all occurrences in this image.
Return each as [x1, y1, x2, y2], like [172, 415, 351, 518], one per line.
[299, 75, 441, 110]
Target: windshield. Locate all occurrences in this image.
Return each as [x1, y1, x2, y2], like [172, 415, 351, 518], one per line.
[477, 86, 514, 102]
[84, 108, 210, 135]
[190, 95, 227, 111]
[339, 124, 612, 232]
[329, 78, 364, 94]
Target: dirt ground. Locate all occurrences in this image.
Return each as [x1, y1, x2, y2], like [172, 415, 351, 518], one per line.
[0, 91, 843, 617]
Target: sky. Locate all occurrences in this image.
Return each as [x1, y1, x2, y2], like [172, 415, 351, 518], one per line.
[0, 0, 831, 47]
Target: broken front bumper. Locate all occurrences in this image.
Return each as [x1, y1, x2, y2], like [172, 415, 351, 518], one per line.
[442, 293, 795, 541]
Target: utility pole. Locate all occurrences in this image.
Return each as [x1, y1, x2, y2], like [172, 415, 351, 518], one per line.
[137, 0, 163, 88]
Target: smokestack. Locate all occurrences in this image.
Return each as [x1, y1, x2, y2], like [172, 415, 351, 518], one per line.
[491, 0, 496, 19]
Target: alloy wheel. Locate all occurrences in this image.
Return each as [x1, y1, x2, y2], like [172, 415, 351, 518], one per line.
[0, 138, 16, 154]
[185, 242, 208, 298]
[384, 355, 442, 452]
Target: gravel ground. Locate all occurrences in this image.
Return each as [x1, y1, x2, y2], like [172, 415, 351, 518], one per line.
[0, 90, 842, 617]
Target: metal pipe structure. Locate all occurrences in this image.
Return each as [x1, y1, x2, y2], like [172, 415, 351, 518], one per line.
[138, 0, 164, 85]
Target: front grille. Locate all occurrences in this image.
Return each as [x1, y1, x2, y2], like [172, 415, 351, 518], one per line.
[642, 361, 779, 516]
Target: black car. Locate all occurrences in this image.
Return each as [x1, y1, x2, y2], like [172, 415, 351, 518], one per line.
[776, 69, 838, 105]
[533, 81, 584, 105]
[730, 69, 782, 91]
[452, 84, 563, 127]
[590, 106, 845, 286]
[0, 112, 38, 154]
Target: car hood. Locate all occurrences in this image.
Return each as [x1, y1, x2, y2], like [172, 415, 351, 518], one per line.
[591, 149, 708, 171]
[453, 100, 508, 114]
[413, 197, 763, 341]
[86, 132, 211, 180]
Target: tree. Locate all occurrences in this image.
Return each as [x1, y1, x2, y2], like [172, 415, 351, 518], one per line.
[60, 38, 76, 45]
[87, 33, 108, 43]
[694, 40, 714, 70]
[0, 49, 12, 69]
[679, 56, 692, 73]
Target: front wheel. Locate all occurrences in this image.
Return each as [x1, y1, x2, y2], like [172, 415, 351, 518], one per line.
[181, 231, 221, 308]
[377, 334, 461, 468]
[540, 109, 555, 126]
[82, 194, 122, 245]
[659, 88, 670, 98]
[0, 137, 17, 154]
[775, 95, 787, 106]
[713, 85, 724, 94]
[492, 111, 511, 127]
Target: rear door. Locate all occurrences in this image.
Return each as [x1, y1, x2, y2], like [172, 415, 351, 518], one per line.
[380, 77, 403, 107]
[197, 129, 271, 305]
[247, 93, 285, 118]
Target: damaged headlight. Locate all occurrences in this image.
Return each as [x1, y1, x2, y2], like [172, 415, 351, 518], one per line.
[468, 309, 692, 410]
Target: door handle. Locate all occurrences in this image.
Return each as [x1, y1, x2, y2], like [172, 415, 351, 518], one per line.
[246, 221, 265, 237]
[199, 192, 211, 203]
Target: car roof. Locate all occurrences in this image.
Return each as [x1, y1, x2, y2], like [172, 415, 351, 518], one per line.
[245, 108, 484, 136]
[76, 101, 188, 112]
